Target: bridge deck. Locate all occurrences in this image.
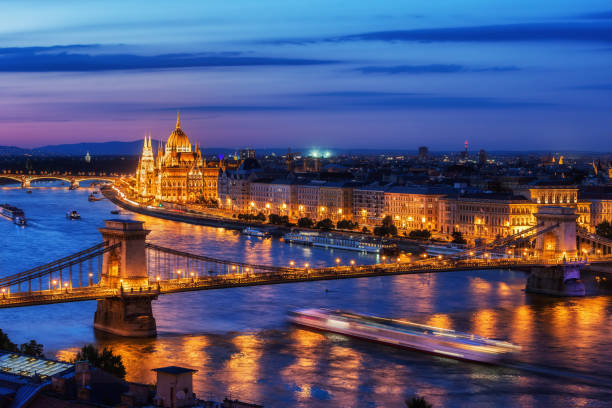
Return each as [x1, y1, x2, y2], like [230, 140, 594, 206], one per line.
[0, 259, 580, 308]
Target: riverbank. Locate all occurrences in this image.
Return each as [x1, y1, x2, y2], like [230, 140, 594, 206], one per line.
[102, 186, 426, 253]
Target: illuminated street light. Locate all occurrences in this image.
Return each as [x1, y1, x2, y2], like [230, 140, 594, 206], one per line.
[156, 276, 161, 281]
[304, 262, 310, 268]
[350, 260, 356, 266]
[289, 260, 295, 267]
[335, 258, 341, 265]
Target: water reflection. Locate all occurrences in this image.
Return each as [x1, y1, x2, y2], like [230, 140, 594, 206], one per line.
[1, 187, 612, 406]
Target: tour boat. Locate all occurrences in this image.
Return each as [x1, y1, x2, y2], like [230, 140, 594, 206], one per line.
[66, 210, 81, 220]
[289, 309, 520, 364]
[0, 204, 27, 226]
[283, 231, 395, 254]
[242, 227, 269, 237]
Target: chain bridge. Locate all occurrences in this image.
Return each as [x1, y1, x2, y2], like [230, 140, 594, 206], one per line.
[0, 173, 117, 189]
[1, 206, 612, 337]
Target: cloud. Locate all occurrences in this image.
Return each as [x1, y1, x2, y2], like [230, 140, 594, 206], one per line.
[0, 44, 337, 72]
[354, 64, 520, 74]
[569, 84, 612, 90]
[265, 22, 612, 44]
[579, 11, 612, 19]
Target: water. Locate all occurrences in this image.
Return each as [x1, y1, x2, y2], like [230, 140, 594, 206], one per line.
[1, 183, 612, 407]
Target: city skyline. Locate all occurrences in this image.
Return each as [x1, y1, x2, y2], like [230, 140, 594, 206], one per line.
[1, 1, 611, 150]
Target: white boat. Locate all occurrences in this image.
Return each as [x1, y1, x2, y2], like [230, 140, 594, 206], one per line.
[289, 309, 520, 364]
[283, 231, 395, 254]
[0, 204, 27, 226]
[424, 244, 466, 257]
[242, 227, 268, 237]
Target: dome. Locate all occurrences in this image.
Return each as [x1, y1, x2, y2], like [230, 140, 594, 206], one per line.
[165, 113, 192, 153]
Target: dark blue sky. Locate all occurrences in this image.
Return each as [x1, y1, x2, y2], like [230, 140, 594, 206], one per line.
[1, 0, 611, 150]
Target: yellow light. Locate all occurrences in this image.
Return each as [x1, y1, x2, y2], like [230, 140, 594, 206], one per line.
[361, 209, 367, 216]
[469, 252, 474, 256]
[88, 273, 93, 277]
[338, 208, 342, 214]
[408, 216, 413, 222]
[421, 217, 426, 223]
[1, 289, 5, 293]
[320, 206, 326, 212]
[438, 255, 442, 260]
[265, 203, 271, 209]
[156, 276, 160, 281]
[395, 215, 399, 220]
[350, 260, 356, 265]
[190, 272, 194, 276]
[289, 260, 295, 266]
[282, 203, 287, 209]
[335, 258, 341, 264]
[64, 282, 68, 287]
[176, 270, 181, 275]
[250, 201, 255, 207]
[52, 280, 57, 285]
[232, 265, 236, 270]
[299, 205, 304, 211]
[304, 262, 310, 268]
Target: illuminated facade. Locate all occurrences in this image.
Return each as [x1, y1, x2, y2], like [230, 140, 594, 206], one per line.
[135, 114, 218, 204]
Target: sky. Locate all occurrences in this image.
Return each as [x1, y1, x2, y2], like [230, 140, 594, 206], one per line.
[0, 0, 611, 151]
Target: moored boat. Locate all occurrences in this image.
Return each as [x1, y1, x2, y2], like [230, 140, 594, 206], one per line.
[289, 308, 520, 363]
[283, 231, 395, 254]
[242, 227, 269, 237]
[0, 204, 27, 226]
[66, 210, 81, 220]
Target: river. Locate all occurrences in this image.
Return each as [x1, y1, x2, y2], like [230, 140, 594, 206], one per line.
[0, 183, 611, 407]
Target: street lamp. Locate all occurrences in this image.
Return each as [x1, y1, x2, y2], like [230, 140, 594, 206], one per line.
[350, 260, 356, 266]
[289, 260, 295, 267]
[335, 258, 341, 266]
[304, 262, 310, 269]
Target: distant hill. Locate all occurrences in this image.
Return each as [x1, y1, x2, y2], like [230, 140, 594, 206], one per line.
[33, 140, 143, 156]
[0, 146, 30, 156]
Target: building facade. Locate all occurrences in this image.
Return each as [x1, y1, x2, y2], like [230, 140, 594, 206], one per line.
[135, 115, 218, 204]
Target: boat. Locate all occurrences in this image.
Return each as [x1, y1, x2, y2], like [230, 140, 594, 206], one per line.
[110, 210, 120, 215]
[242, 227, 269, 237]
[289, 309, 520, 364]
[283, 231, 395, 254]
[88, 193, 103, 202]
[0, 204, 27, 226]
[66, 210, 81, 220]
[26, 190, 32, 194]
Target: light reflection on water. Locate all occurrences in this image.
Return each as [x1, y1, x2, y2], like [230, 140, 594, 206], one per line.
[0, 185, 611, 406]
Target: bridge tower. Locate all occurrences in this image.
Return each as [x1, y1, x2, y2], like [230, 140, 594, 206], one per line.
[526, 207, 585, 296]
[21, 177, 30, 189]
[94, 220, 157, 337]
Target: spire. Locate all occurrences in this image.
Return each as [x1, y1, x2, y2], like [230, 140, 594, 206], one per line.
[176, 112, 181, 129]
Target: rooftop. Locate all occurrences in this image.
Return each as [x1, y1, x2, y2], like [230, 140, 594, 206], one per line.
[152, 366, 197, 375]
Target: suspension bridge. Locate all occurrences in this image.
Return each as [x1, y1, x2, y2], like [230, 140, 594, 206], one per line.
[0, 206, 611, 337]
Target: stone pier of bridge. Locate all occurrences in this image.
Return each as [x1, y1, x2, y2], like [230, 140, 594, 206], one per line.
[526, 206, 585, 296]
[94, 219, 157, 337]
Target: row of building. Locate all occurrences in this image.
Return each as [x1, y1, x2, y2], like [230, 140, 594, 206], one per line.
[133, 118, 612, 242]
[219, 173, 609, 241]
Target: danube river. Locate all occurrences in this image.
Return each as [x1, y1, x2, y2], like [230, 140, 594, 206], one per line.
[1, 183, 612, 407]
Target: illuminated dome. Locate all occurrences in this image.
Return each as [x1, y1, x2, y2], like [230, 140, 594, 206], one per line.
[165, 113, 192, 153]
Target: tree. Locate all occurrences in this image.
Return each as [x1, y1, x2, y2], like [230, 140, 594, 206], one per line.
[374, 216, 398, 237]
[337, 219, 358, 230]
[75, 345, 126, 380]
[408, 229, 431, 240]
[0, 329, 17, 352]
[297, 217, 314, 228]
[362, 226, 370, 234]
[268, 214, 289, 225]
[19, 340, 44, 358]
[406, 396, 432, 408]
[596, 221, 612, 240]
[451, 231, 466, 245]
[316, 218, 334, 231]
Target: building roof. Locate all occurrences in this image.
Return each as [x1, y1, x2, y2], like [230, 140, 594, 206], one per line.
[0, 352, 73, 379]
[152, 366, 197, 375]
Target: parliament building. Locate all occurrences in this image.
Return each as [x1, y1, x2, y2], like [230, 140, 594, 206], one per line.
[135, 114, 218, 204]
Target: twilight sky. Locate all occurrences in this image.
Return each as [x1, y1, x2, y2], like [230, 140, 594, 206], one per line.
[1, 0, 611, 150]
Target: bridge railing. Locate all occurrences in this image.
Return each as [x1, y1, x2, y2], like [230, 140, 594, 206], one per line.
[0, 242, 118, 294]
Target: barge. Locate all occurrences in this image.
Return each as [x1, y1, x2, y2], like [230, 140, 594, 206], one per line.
[283, 231, 395, 254]
[0, 204, 26, 225]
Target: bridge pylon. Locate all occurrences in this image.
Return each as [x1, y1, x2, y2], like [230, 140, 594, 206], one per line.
[21, 178, 30, 189]
[526, 207, 585, 296]
[94, 220, 157, 337]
